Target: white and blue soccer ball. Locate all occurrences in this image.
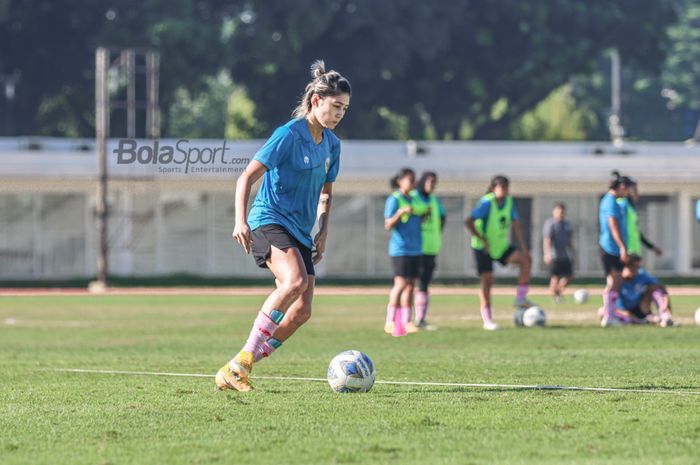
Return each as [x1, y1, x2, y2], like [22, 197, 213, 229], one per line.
[327, 350, 376, 393]
[573, 289, 589, 304]
[523, 306, 547, 327]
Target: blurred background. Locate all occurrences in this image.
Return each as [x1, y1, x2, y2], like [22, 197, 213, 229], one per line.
[0, 0, 699, 283]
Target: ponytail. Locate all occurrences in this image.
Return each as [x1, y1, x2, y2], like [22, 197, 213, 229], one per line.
[292, 59, 352, 119]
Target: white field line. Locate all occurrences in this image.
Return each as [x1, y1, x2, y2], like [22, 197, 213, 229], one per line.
[55, 368, 700, 396]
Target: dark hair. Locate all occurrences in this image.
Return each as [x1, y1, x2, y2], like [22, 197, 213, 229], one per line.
[390, 167, 415, 190]
[609, 170, 634, 190]
[487, 174, 510, 193]
[627, 254, 642, 267]
[553, 202, 566, 210]
[292, 60, 352, 119]
[417, 171, 437, 196]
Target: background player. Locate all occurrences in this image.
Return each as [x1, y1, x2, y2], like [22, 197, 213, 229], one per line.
[620, 180, 663, 258]
[412, 171, 445, 330]
[543, 202, 575, 303]
[218, 60, 351, 391]
[466, 175, 532, 330]
[606, 254, 674, 327]
[384, 168, 427, 336]
[598, 171, 633, 327]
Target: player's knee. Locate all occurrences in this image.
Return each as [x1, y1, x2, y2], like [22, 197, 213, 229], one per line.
[283, 274, 308, 297]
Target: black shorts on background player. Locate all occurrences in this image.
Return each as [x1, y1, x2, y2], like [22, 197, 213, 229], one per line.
[251, 224, 315, 276]
[600, 248, 623, 275]
[391, 256, 421, 279]
[550, 258, 573, 277]
[473, 245, 517, 275]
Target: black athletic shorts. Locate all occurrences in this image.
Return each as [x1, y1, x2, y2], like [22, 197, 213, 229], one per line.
[550, 258, 573, 277]
[473, 245, 517, 275]
[251, 224, 315, 276]
[600, 249, 623, 275]
[391, 255, 421, 279]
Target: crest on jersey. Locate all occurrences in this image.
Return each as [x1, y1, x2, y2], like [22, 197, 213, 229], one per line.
[303, 155, 310, 165]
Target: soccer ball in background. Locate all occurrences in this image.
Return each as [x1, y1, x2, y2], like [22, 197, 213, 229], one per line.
[327, 350, 376, 393]
[573, 289, 589, 304]
[523, 306, 547, 327]
[695, 308, 700, 326]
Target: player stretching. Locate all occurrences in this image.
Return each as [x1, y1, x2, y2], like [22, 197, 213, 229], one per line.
[384, 168, 428, 336]
[412, 171, 445, 330]
[598, 171, 633, 327]
[217, 60, 351, 391]
[600, 255, 674, 327]
[543, 203, 575, 303]
[466, 175, 532, 330]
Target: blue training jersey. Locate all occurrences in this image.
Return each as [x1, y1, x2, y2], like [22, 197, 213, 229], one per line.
[617, 269, 658, 310]
[248, 119, 341, 249]
[384, 193, 422, 257]
[599, 192, 627, 256]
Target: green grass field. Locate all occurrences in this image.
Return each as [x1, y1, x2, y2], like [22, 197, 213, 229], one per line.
[1, 292, 699, 465]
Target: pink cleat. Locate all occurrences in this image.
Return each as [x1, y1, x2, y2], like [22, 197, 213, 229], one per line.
[392, 307, 407, 337]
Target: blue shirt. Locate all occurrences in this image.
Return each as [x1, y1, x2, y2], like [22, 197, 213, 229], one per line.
[599, 193, 627, 256]
[617, 269, 658, 310]
[248, 119, 341, 249]
[470, 196, 519, 224]
[384, 193, 422, 257]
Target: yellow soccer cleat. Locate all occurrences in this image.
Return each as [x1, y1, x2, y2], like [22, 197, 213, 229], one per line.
[215, 351, 254, 392]
[384, 322, 394, 335]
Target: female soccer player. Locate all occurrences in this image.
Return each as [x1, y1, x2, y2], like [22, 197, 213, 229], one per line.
[598, 171, 633, 327]
[216, 60, 351, 391]
[614, 254, 674, 327]
[543, 202, 575, 303]
[384, 168, 427, 336]
[619, 181, 663, 257]
[466, 175, 532, 330]
[412, 171, 445, 330]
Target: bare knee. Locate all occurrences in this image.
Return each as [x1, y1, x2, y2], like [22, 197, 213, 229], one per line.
[288, 303, 312, 327]
[280, 274, 309, 298]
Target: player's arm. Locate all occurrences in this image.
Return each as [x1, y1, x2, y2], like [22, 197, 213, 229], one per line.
[640, 233, 663, 256]
[313, 182, 333, 264]
[607, 216, 627, 262]
[542, 224, 552, 265]
[232, 160, 267, 253]
[385, 205, 412, 230]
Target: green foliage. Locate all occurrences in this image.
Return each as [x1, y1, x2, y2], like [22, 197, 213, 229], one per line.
[168, 71, 232, 139]
[663, 2, 700, 111]
[1, 294, 700, 464]
[225, 84, 264, 140]
[511, 86, 597, 141]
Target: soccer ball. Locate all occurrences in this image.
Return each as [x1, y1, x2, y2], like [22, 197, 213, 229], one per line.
[573, 289, 589, 304]
[523, 306, 546, 327]
[327, 350, 376, 393]
[695, 307, 700, 326]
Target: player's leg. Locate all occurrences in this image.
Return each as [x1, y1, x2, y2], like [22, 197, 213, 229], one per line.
[479, 272, 497, 330]
[504, 248, 533, 308]
[387, 272, 408, 334]
[415, 255, 436, 328]
[549, 274, 561, 303]
[401, 277, 419, 333]
[599, 250, 626, 327]
[649, 284, 673, 326]
[556, 259, 573, 298]
[217, 245, 308, 391]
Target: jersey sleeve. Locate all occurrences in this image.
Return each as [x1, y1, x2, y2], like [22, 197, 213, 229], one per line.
[384, 195, 398, 219]
[542, 219, 552, 238]
[470, 199, 490, 219]
[600, 196, 619, 220]
[640, 270, 658, 286]
[326, 139, 341, 183]
[253, 126, 293, 170]
[511, 202, 519, 221]
[438, 198, 446, 217]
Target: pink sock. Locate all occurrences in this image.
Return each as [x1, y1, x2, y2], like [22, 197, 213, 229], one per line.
[652, 289, 669, 316]
[386, 304, 397, 325]
[415, 291, 429, 323]
[401, 306, 412, 325]
[516, 284, 529, 301]
[480, 305, 493, 324]
[242, 311, 280, 354]
[253, 337, 283, 362]
[603, 291, 618, 319]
